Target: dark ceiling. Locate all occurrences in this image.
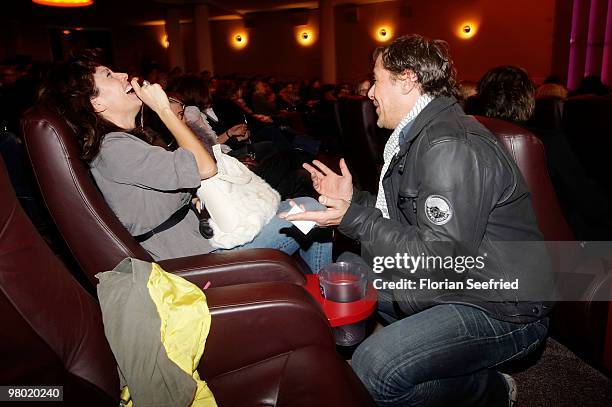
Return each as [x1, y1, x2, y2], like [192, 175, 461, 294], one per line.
[6, 1, 385, 27]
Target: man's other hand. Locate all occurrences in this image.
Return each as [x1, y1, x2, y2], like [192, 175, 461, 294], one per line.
[303, 158, 353, 201]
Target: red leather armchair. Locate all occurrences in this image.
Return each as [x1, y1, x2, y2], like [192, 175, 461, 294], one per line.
[20, 106, 305, 288]
[475, 116, 611, 373]
[0, 157, 374, 406]
[563, 95, 612, 200]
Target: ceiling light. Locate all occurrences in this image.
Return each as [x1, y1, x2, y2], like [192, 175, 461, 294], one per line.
[32, 0, 93, 7]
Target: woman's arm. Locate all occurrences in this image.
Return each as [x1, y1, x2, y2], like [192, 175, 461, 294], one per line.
[132, 79, 217, 179]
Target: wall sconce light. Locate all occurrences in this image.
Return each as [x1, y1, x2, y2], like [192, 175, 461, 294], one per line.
[231, 32, 248, 49]
[457, 22, 478, 39]
[296, 28, 315, 46]
[376, 26, 393, 42]
[62, 29, 71, 35]
[161, 34, 169, 49]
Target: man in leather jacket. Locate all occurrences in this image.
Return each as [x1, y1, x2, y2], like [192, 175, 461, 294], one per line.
[283, 34, 551, 406]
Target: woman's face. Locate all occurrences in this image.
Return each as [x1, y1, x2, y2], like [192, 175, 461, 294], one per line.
[91, 66, 142, 121]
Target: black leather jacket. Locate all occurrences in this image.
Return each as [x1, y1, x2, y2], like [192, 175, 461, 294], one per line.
[339, 97, 553, 323]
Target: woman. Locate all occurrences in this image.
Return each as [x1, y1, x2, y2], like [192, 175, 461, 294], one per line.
[39, 51, 331, 272]
[167, 75, 278, 161]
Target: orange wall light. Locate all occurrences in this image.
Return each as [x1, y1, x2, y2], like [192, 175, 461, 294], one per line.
[296, 28, 316, 46]
[32, 0, 93, 7]
[375, 26, 393, 42]
[231, 32, 248, 50]
[457, 22, 478, 39]
[160, 34, 169, 49]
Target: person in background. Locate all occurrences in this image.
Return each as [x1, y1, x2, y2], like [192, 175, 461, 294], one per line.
[571, 75, 611, 96]
[354, 76, 372, 97]
[535, 75, 568, 99]
[476, 65, 611, 239]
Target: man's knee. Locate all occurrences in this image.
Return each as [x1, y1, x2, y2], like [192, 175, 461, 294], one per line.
[352, 336, 414, 402]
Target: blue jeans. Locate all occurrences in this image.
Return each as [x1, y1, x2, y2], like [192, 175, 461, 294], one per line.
[352, 303, 548, 406]
[223, 197, 333, 273]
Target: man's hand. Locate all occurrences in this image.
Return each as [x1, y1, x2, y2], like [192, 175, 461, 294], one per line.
[303, 159, 353, 201]
[280, 195, 349, 227]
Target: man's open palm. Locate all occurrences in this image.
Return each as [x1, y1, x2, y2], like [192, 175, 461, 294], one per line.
[303, 159, 353, 201]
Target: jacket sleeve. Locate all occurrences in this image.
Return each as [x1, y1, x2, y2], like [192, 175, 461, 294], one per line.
[339, 139, 495, 260]
[351, 188, 376, 207]
[93, 132, 201, 191]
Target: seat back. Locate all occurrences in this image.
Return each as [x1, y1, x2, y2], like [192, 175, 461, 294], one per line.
[21, 106, 153, 282]
[337, 96, 390, 193]
[475, 116, 574, 241]
[562, 95, 612, 195]
[0, 157, 118, 404]
[531, 96, 564, 130]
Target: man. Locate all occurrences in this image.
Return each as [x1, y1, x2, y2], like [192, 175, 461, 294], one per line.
[283, 35, 551, 406]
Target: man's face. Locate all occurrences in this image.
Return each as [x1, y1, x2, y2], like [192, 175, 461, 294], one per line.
[368, 55, 418, 130]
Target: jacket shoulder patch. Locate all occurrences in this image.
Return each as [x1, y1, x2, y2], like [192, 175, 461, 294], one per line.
[424, 195, 453, 225]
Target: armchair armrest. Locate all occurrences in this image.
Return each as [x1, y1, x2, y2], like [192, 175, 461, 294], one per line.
[158, 249, 306, 288]
[199, 282, 334, 379]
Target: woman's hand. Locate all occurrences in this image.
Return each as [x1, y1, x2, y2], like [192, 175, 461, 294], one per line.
[228, 124, 250, 141]
[131, 78, 170, 115]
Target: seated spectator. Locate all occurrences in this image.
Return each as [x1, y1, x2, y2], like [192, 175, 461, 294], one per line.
[354, 76, 372, 97]
[166, 75, 254, 156]
[536, 75, 568, 99]
[166, 76, 315, 200]
[336, 82, 352, 99]
[477, 65, 610, 239]
[284, 35, 552, 407]
[458, 80, 478, 111]
[571, 75, 611, 96]
[277, 82, 300, 111]
[251, 80, 277, 115]
[38, 50, 332, 272]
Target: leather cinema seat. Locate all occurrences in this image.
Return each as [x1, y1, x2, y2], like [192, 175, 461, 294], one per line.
[475, 116, 611, 373]
[530, 96, 564, 131]
[562, 95, 612, 199]
[20, 106, 305, 288]
[475, 116, 574, 241]
[0, 156, 374, 406]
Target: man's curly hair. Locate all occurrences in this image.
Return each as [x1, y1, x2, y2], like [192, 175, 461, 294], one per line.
[373, 34, 461, 98]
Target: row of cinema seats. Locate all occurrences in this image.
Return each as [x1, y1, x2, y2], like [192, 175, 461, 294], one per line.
[1, 105, 376, 405]
[531, 94, 612, 201]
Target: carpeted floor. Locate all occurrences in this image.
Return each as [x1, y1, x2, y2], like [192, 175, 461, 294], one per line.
[514, 338, 612, 406]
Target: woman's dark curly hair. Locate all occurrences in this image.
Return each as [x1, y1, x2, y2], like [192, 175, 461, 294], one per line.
[38, 49, 154, 162]
[373, 34, 460, 98]
[477, 65, 535, 123]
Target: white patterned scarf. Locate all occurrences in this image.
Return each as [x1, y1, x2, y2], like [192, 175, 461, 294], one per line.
[375, 94, 434, 218]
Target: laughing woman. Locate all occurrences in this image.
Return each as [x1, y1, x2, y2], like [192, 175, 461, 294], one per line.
[39, 51, 331, 273]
